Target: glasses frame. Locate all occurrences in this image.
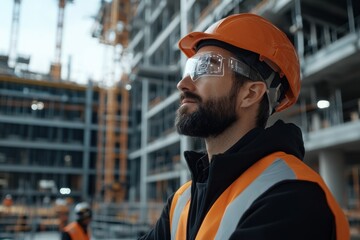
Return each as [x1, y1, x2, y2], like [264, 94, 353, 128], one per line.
[182, 52, 259, 82]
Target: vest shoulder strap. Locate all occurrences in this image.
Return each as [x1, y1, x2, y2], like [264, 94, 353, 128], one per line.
[170, 181, 192, 239]
[198, 153, 297, 240]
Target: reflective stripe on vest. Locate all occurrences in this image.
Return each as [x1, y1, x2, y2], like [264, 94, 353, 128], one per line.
[214, 158, 295, 240]
[171, 184, 191, 240]
[170, 152, 350, 240]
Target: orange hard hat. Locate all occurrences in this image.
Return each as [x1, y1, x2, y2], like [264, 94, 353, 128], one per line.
[178, 13, 300, 112]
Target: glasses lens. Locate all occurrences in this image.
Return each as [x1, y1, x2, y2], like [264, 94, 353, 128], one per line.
[183, 53, 224, 81]
[183, 57, 196, 80]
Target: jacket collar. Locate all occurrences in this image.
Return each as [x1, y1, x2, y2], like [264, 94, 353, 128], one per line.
[184, 120, 305, 186]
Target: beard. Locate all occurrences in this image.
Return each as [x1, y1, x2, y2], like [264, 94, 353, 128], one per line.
[175, 90, 238, 138]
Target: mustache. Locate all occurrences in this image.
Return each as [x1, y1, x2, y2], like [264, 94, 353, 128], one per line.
[180, 91, 202, 103]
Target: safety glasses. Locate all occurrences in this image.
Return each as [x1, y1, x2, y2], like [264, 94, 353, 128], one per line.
[183, 52, 256, 81]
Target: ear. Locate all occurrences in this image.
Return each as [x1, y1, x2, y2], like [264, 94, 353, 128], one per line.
[238, 81, 267, 108]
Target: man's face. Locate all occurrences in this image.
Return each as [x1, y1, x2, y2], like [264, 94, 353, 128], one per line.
[175, 46, 239, 138]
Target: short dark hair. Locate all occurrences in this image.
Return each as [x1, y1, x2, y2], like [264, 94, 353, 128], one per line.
[233, 72, 270, 128]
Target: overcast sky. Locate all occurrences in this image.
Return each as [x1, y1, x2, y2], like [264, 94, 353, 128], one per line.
[0, 0, 108, 84]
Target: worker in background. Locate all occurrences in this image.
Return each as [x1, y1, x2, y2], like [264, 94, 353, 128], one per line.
[2, 194, 13, 206]
[139, 13, 350, 240]
[61, 202, 92, 240]
[2, 194, 13, 213]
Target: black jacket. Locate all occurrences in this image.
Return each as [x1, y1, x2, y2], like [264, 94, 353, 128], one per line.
[139, 120, 335, 240]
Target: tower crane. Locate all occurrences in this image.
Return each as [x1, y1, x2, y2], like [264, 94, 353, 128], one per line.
[8, 0, 22, 68]
[50, 0, 73, 80]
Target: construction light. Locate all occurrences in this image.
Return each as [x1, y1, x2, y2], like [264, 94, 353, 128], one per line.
[37, 101, 44, 110]
[60, 188, 71, 195]
[125, 84, 132, 91]
[31, 103, 38, 110]
[31, 100, 44, 110]
[317, 100, 330, 109]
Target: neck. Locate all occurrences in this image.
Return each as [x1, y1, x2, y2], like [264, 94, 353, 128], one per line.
[205, 118, 256, 161]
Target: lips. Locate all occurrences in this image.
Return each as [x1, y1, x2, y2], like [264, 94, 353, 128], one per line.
[180, 92, 201, 105]
[181, 98, 197, 105]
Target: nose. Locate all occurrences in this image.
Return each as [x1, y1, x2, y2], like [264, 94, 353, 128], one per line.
[177, 75, 195, 92]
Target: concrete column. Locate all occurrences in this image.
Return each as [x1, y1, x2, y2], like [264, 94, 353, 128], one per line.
[319, 150, 346, 207]
[82, 80, 93, 201]
[180, 0, 188, 69]
[311, 113, 321, 131]
[140, 79, 149, 223]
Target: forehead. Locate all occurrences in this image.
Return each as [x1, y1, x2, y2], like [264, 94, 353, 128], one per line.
[195, 45, 236, 58]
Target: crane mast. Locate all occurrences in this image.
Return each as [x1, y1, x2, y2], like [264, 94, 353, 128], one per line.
[50, 0, 73, 80]
[8, 0, 21, 68]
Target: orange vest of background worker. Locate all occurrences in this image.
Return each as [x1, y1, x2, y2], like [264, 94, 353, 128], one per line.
[62, 202, 92, 240]
[2, 194, 13, 207]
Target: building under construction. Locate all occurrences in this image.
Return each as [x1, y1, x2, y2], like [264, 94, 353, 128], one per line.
[0, 0, 130, 238]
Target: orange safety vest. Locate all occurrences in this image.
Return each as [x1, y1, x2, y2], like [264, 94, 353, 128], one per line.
[63, 222, 90, 240]
[169, 151, 350, 240]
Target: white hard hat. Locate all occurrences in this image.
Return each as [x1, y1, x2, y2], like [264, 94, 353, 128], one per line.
[74, 202, 92, 221]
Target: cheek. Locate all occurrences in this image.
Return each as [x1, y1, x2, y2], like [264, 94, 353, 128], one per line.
[205, 80, 232, 97]
[235, 96, 243, 114]
[230, 85, 243, 112]
[193, 74, 234, 100]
